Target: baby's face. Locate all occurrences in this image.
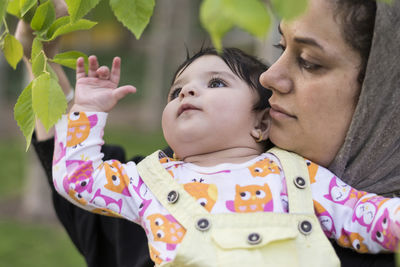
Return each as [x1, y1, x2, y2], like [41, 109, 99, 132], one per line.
[162, 55, 261, 159]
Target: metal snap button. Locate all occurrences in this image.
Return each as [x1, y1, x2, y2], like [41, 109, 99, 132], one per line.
[167, 190, 179, 204]
[195, 218, 211, 231]
[298, 220, 313, 235]
[294, 176, 307, 189]
[247, 233, 262, 245]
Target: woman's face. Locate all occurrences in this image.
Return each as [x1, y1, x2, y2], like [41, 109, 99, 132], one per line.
[260, 0, 362, 166]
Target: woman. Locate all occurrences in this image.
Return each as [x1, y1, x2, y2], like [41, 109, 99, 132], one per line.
[259, 0, 400, 265]
[22, 0, 399, 265]
[260, 0, 400, 197]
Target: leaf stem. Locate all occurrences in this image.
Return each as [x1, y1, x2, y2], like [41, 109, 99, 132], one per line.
[2, 17, 9, 33]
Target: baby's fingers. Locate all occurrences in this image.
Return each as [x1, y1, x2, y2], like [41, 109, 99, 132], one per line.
[110, 57, 121, 85]
[96, 66, 110, 80]
[88, 55, 99, 77]
[76, 57, 86, 80]
[113, 85, 137, 101]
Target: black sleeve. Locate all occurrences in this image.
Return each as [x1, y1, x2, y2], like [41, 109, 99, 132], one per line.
[332, 241, 395, 267]
[32, 133, 152, 267]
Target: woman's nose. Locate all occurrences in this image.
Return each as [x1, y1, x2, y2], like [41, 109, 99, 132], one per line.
[179, 85, 196, 99]
[259, 57, 293, 94]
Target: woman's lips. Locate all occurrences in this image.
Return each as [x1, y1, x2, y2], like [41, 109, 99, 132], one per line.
[178, 103, 200, 116]
[269, 104, 296, 120]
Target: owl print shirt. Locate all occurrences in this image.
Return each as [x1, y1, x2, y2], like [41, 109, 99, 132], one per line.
[53, 112, 400, 265]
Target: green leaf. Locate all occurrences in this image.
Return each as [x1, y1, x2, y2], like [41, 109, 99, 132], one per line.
[46, 16, 70, 39]
[32, 73, 67, 132]
[20, 0, 36, 17]
[32, 50, 46, 77]
[21, 1, 36, 22]
[201, 0, 271, 51]
[46, 63, 59, 82]
[31, 0, 56, 32]
[47, 16, 97, 41]
[225, 0, 270, 38]
[0, 0, 8, 30]
[6, 0, 21, 18]
[200, 0, 234, 51]
[31, 37, 43, 60]
[3, 33, 23, 69]
[109, 0, 155, 39]
[14, 82, 35, 150]
[270, 0, 308, 20]
[51, 50, 88, 70]
[65, 0, 100, 23]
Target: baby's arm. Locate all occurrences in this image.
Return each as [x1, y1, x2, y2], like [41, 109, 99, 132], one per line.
[52, 58, 145, 222]
[309, 161, 400, 253]
[52, 111, 149, 222]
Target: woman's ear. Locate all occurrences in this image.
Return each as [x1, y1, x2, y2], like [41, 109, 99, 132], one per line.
[250, 108, 270, 142]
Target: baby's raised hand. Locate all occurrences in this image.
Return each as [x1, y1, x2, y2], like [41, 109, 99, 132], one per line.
[71, 56, 136, 113]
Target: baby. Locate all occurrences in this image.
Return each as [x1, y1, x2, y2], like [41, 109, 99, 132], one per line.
[53, 48, 400, 266]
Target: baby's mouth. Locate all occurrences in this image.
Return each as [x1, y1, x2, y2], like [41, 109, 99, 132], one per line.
[178, 103, 200, 116]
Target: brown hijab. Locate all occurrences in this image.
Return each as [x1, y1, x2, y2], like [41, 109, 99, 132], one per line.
[329, 0, 400, 196]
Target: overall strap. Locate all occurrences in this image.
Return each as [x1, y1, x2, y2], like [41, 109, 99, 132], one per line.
[268, 147, 314, 214]
[137, 151, 208, 228]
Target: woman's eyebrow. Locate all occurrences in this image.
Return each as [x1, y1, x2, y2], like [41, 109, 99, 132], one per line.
[294, 37, 324, 51]
[278, 24, 324, 51]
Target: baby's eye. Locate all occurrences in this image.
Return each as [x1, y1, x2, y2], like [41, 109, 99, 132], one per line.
[208, 78, 226, 88]
[169, 88, 182, 101]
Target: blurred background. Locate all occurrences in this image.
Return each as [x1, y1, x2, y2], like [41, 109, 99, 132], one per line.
[0, 0, 280, 266]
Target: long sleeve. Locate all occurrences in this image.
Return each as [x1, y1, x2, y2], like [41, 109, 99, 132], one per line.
[308, 160, 400, 253]
[53, 112, 146, 223]
[32, 132, 153, 267]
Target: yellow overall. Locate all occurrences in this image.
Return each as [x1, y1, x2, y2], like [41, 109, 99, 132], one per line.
[137, 148, 340, 267]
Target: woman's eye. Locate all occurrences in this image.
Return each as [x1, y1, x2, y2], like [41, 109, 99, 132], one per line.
[209, 79, 226, 88]
[169, 88, 181, 100]
[298, 57, 321, 71]
[273, 43, 285, 54]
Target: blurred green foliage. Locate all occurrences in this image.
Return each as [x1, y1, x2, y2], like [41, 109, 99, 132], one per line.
[0, 137, 85, 267]
[0, 220, 85, 267]
[0, 138, 25, 198]
[0, 127, 165, 267]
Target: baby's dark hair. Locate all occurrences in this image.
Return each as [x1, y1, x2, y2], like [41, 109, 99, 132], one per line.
[171, 47, 271, 111]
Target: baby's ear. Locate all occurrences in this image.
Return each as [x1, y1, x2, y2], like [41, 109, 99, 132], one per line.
[250, 108, 270, 142]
